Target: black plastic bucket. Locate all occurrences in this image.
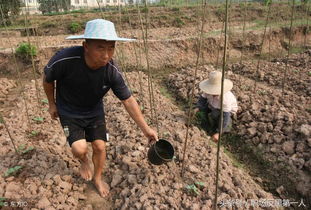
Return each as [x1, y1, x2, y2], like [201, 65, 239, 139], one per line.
[148, 139, 174, 165]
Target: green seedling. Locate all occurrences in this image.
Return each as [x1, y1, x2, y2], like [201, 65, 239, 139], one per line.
[17, 144, 26, 152]
[257, 90, 267, 96]
[293, 69, 300, 73]
[41, 99, 48, 105]
[32, 117, 44, 123]
[22, 146, 34, 154]
[29, 130, 40, 137]
[4, 166, 22, 177]
[17, 144, 34, 154]
[0, 197, 6, 207]
[194, 181, 205, 190]
[308, 71, 311, 76]
[185, 184, 200, 196]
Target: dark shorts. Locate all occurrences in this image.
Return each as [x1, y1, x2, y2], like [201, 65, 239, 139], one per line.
[59, 115, 107, 147]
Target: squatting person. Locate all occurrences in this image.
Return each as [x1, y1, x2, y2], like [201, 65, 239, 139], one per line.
[42, 19, 158, 197]
[196, 71, 238, 142]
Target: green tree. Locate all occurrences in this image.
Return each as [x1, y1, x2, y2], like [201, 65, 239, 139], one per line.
[0, 0, 21, 26]
[38, 0, 70, 14]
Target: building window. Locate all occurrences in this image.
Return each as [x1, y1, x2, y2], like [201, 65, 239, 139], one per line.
[106, 0, 109, 3]
[97, 0, 103, 3]
[75, 0, 79, 4]
[84, 0, 87, 3]
[113, 0, 117, 3]
[28, 0, 32, 3]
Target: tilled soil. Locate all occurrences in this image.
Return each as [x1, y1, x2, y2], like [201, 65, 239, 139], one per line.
[0, 72, 276, 209]
[230, 50, 311, 97]
[166, 51, 311, 205]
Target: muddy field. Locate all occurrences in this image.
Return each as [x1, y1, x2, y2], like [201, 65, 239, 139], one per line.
[1, 2, 311, 210]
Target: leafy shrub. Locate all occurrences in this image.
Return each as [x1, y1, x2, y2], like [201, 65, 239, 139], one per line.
[15, 42, 37, 62]
[69, 22, 82, 33]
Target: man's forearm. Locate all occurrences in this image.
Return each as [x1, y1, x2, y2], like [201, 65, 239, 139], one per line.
[121, 96, 149, 133]
[42, 75, 55, 105]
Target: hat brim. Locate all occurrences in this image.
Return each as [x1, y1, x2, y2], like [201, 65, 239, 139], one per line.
[66, 35, 136, 42]
[199, 79, 233, 95]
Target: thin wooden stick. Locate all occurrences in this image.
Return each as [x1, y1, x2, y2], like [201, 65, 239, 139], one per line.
[0, 113, 19, 155]
[214, 0, 229, 207]
[181, 0, 207, 177]
[0, 5, 32, 130]
[23, 4, 41, 110]
[253, 2, 272, 94]
[282, 0, 295, 95]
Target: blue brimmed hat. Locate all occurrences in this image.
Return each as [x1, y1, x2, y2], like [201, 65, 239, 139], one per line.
[66, 19, 135, 42]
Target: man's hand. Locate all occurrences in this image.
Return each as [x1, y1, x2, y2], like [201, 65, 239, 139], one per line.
[212, 133, 219, 142]
[143, 127, 158, 145]
[48, 103, 59, 120]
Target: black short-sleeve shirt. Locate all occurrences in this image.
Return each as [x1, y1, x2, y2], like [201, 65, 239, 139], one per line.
[44, 46, 131, 118]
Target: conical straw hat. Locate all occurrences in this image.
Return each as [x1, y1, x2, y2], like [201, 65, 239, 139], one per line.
[199, 71, 233, 95]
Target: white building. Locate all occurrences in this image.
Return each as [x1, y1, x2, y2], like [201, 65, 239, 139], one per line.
[71, 0, 126, 8]
[22, 0, 40, 14]
[21, 0, 126, 14]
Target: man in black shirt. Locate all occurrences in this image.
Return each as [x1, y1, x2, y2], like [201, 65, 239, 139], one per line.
[43, 19, 157, 197]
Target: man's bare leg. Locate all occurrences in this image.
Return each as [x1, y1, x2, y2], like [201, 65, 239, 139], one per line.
[71, 140, 93, 181]
[91, 140, 109, 197]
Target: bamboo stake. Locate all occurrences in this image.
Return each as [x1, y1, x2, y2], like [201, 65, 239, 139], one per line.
[253, 2, 271, 94]
[125, 5, 146, 112]
[181, 0, 207, 177]
[115, 3, 132, 90]
[95, 0, 105, 18]
[23, 4, 41, 110]
[239, 0, 247, 65]
[0, 113, 19, 155]
[215, 20, 225, 68]
[214, 0, 229, 207]
[0, 5, 32, 130]
[144, 1, 160, 135]
[137, 3, 154, 121]
[268, 25, 272, 61]
[137, 2, 160, 135]
[282, 0, 295, 95]
[226, 0, 232, 63]
[303, 2, 310, 48]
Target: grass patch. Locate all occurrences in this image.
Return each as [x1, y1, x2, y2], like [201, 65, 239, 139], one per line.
[249, 18, 309, 31]
[159, 86, 172, 99]
[289, 46, 306, 54]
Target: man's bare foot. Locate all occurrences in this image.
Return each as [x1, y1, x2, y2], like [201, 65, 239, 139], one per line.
[80, 161, 92, 181]
[94, 177, 109, 197]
